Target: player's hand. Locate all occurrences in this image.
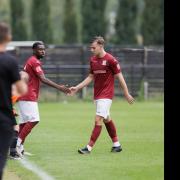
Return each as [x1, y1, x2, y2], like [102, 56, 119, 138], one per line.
[68, 86, 78, 96]
[58, 84, 71, 94]
[124, 93, 134, 104]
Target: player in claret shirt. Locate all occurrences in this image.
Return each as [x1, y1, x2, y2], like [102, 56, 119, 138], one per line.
[70, 36, 134, 154]
[16, 41, 71, 156]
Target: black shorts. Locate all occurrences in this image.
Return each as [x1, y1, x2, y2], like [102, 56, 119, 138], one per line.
[13, 118, 17, 125]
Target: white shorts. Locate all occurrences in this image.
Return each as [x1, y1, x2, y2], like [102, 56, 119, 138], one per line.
[18, 101, 40, 124]
[95, 99, 112, 119]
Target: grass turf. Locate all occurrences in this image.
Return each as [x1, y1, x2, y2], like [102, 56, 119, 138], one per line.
[6, 100, 164, 180]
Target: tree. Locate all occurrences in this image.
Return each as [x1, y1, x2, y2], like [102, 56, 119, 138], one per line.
[114, 0, 138, 45]
[141, 0, 164, 45]
[10, 0, 28, 40]
[31, 0, 53, 43]
[63, 0, 78, 43]
[81, 0, 107, 43]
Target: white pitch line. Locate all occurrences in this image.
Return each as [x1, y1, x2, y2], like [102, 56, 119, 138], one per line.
[19, 157, 55, 180]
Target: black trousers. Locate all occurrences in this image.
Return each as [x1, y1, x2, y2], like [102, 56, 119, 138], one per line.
[0, 112, 13, 180]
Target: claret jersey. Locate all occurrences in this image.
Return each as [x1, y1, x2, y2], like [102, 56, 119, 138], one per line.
[19, 55, 44, 101]
[90, 53, 121, 100]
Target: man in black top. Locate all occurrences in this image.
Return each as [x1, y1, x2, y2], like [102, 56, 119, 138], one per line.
[0, 22, 27, 180]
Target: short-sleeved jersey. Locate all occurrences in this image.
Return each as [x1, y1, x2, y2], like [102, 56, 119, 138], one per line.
[90, 53, 121, 100]
[0, 52, 20, 125]
[19, 55, 44, 102]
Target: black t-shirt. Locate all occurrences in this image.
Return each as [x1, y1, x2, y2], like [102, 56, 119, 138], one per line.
[0, 52, 20, 127]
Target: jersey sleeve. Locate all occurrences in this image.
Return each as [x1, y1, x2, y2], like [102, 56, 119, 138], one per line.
[31, 60, 44, 76]
[109, 57, 121, 75]
[89, 59, 93, 74]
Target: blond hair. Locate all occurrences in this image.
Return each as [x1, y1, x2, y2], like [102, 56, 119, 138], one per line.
[92, 36, 105, 46]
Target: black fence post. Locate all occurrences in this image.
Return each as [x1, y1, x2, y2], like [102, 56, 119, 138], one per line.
[79, 45, 86, 99]
[130, 64, 134, 96]
[56, 65, 60, 101]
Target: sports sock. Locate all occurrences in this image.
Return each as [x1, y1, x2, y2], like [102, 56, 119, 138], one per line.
[104, 120, 120, 147]
[17, 123, 26, 147]
[20, 144, 24, 153]
[88, 125, 102, 148]
[113, 141, 120, 147]
[17, 137, 22, 147]
[18, 121, 39, 144]
[87, 145, 92, 151]
[19, 123, 26, 134]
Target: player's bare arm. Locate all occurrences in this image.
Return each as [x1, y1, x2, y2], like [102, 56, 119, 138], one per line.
[14, 80, 28, 96]
[70, 74, 94, 95]
[76, 73, 94, 90]
[38, 73, 71, 94]
[115, 72, 134, 104]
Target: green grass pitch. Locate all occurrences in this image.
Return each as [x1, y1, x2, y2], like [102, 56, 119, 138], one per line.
[7, 100, 164, 180]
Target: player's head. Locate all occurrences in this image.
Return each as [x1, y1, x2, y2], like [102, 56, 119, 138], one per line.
[90, 36, 105, 56]
[32, 41, 45, 59]
[19, 71, 29, 83]
[0, 22, 12, 44]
